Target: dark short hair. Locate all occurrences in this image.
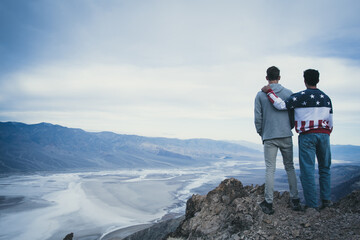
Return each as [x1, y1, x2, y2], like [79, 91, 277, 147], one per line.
[266, 66, 280, 80]
[303, 69, 319, 86]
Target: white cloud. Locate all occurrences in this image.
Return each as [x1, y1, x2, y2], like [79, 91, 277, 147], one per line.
[1, 54, 359, 145]
[1, 0, 360, 145]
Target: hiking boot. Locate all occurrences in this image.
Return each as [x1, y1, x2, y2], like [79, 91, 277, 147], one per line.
[320, 200, 333, 209]
[260, 200, 274, 215]
[290, 198, 301, 211]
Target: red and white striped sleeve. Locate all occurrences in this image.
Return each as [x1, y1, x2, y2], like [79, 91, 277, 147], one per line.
[265, 89, 287, 110]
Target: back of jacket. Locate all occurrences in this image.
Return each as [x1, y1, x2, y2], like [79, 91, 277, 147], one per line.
[254, 83, 293, 142]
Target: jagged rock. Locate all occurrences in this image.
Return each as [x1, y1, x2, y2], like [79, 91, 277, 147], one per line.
[185, 194, 205, 219]
[166, 178, 360, 240]
[169, 178, 257, 239]
[63, 232, 73, 240]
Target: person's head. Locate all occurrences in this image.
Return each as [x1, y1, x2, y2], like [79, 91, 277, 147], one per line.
[303, 69, 319, 87]
[266, 66, 280, 81]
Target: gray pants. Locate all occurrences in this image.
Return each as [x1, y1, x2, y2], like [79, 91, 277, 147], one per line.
[264, 137, 299, 203]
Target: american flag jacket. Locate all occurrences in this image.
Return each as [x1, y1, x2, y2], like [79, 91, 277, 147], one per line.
[266, 88, 333, 135]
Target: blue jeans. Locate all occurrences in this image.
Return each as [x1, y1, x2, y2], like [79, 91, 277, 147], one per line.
[264, 137, 299, 203]
[298, 133, 331, 208]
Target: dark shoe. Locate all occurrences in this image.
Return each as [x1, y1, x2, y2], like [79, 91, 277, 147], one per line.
[320, 200, 333, 209]
[290, 198, 301, 211]
[260, 200, 274, 215]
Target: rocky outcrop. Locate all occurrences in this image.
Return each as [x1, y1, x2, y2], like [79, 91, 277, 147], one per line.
[63, 232, 73, 240]
[167, 178, 360, 240]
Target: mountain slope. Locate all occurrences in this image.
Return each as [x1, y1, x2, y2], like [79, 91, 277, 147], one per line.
[1, 121, 359, 173]
[0, 122, 261, 173]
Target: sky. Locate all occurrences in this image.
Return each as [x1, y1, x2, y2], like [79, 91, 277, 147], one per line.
[0, 0, 360, 145]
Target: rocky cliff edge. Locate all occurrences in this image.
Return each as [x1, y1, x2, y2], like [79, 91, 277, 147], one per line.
[166, 178, 360, 240]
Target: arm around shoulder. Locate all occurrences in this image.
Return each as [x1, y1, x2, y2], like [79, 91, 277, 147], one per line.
[261, 86, 287, 110]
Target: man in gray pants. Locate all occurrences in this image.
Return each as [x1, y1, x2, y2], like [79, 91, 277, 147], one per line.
[254, 66, 300, 214]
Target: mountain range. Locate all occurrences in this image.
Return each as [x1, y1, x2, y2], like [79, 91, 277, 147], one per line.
[0, 122, 262, 173]
[1, 122, 359, 174]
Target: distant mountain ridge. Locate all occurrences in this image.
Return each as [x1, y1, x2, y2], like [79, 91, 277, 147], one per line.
[1, 122, 359, 173]
[0, 122, 261, 173]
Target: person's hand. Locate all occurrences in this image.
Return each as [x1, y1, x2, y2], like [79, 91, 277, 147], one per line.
[261, 85, 271, 93]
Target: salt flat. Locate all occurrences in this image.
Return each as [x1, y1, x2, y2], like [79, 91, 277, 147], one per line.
[0, 160, 266, 240]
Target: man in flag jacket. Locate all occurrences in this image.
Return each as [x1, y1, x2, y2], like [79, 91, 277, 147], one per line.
[262, 69, 333, 210]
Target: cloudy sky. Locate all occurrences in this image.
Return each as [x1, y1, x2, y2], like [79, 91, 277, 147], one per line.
[1, 0, 359, 145]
